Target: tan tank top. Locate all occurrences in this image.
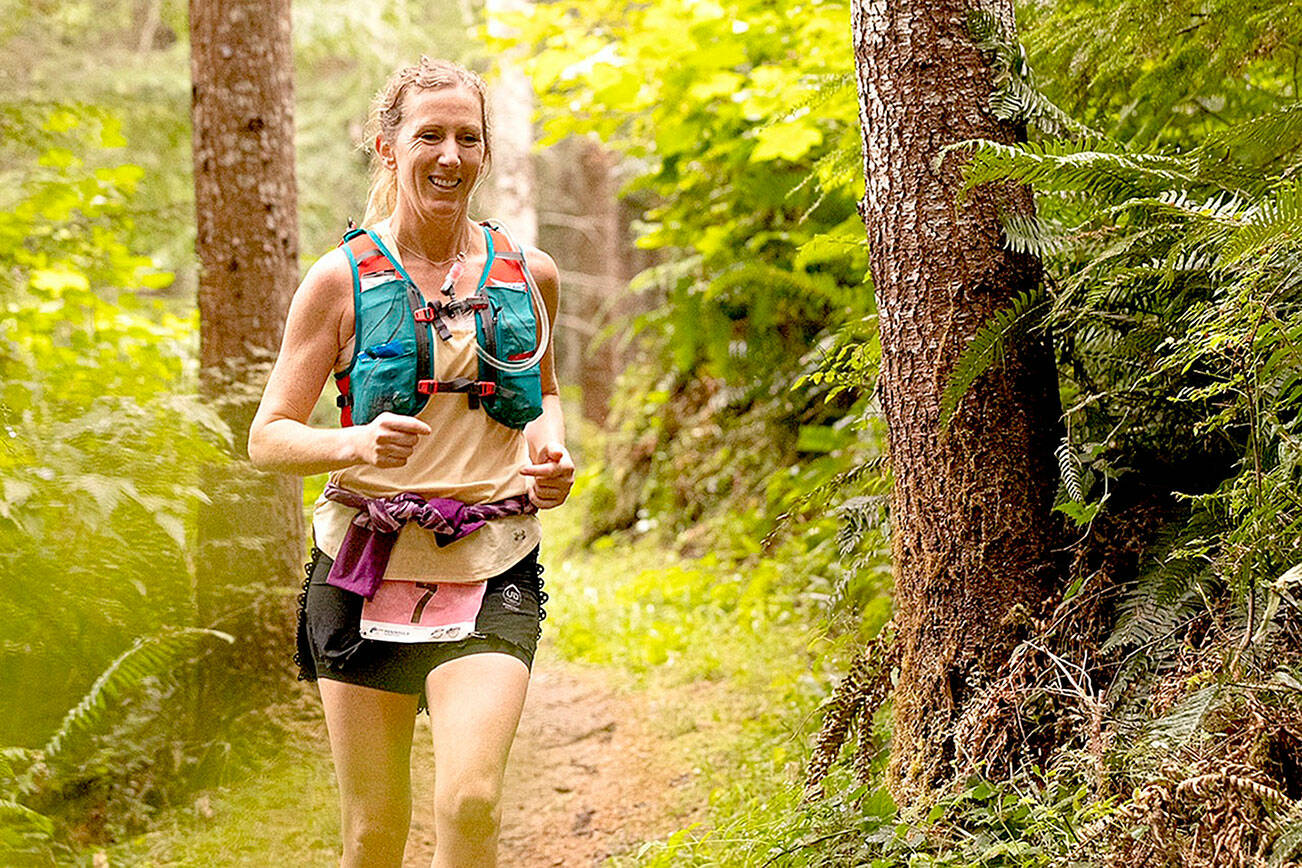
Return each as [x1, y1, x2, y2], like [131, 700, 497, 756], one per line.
[311, 221, 541, 582]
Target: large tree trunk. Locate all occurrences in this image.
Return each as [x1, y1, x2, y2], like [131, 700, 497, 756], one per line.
[190, 0, 302, 681]
[851, 0, 1061, 799]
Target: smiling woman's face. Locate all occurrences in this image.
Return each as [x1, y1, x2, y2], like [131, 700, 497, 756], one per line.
[380, 84, 486, 219]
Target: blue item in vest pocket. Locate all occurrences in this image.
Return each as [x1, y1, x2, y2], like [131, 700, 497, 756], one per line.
[353, 338, 420, 421]
[365, 341, 406, 359]
[476, 286, 543, 429]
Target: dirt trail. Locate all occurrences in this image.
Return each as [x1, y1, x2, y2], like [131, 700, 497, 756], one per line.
[403, 660, 699, 867]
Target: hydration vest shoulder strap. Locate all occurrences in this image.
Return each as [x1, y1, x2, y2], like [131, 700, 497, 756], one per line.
[334, 227, 436, 427]
[479, 222, 531, 285]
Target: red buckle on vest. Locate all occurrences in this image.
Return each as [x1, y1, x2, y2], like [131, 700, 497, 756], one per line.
[417, 380, 495, 396]
[413, 306, 437, 323]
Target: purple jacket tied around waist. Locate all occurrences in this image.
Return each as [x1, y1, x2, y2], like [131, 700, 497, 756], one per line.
[322, 482, 537, 599]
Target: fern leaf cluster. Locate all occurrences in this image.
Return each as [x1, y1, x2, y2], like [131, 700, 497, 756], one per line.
[942, 62, 1302, 857]
[38, 627, 232, 775]
[0, 627, 232, 860]
[939, 286, 1047, 429]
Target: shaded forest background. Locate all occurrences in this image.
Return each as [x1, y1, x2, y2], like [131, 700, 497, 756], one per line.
[2, 0, 1301, 865]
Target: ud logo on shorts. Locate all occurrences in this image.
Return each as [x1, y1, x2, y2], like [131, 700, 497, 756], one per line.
[501, 583, 523, 611]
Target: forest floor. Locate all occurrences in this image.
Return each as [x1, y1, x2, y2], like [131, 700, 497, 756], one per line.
[107, 642, 746, 867]
[404, 659, 710, 867]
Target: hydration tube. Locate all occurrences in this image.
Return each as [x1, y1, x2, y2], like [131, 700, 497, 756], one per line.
[474, 219, 551, 374]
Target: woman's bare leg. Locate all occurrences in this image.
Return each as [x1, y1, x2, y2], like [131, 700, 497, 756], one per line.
[425, 653, 530, 868]
[319, 678, 421, 868]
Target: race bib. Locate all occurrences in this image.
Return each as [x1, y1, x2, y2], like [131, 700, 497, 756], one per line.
[359, 580, 486, 644]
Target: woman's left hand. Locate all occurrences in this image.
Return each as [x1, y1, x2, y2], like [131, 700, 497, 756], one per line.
[520, 442, 575, 509]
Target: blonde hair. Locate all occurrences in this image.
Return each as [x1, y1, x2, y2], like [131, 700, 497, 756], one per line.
[361, 57, 492, 227]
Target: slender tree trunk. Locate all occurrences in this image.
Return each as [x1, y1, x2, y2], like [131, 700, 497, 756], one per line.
[851, 0, 1061, 799]
[485, 0, 538, 247]
[190, 0, 302, 676]
[575, 141, 624, 424]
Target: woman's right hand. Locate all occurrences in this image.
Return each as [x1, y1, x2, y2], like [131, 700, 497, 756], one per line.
[351, 412, 432, 468]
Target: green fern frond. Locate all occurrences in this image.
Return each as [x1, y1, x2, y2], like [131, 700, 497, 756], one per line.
[999, 212, 1073, 256]
[34, 627, 233, 786]
[1109, 189, 1247, 224]
[1218, 181, 1302, 266]
[1056, 438, 1084, 502]
[783, 73, 856, 118]
[705, 262, 852, 314]
[966, 7, 1102, 142]
[1109, 322, 1166, 361]
[939, 286, 1048, 430]
[0, 798, 54, 830]
[1103, 551, 1215, 654]
[991, 76, 1100, 140]
[626, 254, 704, 295]
[1107, 653, 1159, 718]
[834, 494, 889, 558]
[965, 9, 1001, 46]
[791, 140, 861, 200]
[1201, 103, 1302, 166]
[1160, 245, 1222, 278]
[1268, 810, 1302, 867]
[0, 797, 54, 843]
[0, 748, 26, 788]
[951, 139, 1200, 203]
[763, 455, 890, 548]
[1145, 685, 1219, 752]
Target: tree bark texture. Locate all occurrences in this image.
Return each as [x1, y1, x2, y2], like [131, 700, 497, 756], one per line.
[190, 0, 302, 673]
[192, 0, 299, 386]
[851, 0, 1061, 798]
[572, 140, 627, 424]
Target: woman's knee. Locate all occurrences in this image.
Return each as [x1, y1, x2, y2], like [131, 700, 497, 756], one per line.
[342, 798, 412, 860]
[437, 778, 503, 838]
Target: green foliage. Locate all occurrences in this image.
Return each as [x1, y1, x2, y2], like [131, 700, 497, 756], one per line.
[505, 0, 878, 557]
[947, 78, 1302, 610]
[939, 286, 1048, 430]
[935, 30, 1302, 862]
[38, 629, 233, 772]
[1019, 0, 1301, 150]
[628, 764, 1114, 866]
[0, 628, 232, 865]
[0, 99, 231, 747]
[548, 466, 889, 680]
[293, 0, 479, 253]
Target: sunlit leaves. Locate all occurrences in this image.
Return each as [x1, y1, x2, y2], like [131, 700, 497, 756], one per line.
[1020, 0, 1301, 149]
[504, 0, 867, 382]
[752, 119, 823, 162]
[0, 100, 222, 752]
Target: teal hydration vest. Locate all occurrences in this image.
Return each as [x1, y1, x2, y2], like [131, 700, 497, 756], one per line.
[333, 221, 546, 430]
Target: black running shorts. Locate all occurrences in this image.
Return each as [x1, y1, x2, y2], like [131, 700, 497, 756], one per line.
[295, 545, 547, 701]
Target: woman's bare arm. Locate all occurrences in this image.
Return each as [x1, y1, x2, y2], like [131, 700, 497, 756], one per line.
[247, 250, 430, 475]
[520, 248, 574, 508]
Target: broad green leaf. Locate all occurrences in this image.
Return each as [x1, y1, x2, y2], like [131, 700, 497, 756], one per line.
[751, 120, 823, 163]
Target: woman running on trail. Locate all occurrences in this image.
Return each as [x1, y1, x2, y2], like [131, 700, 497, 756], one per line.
[248, 57, 574, 868]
